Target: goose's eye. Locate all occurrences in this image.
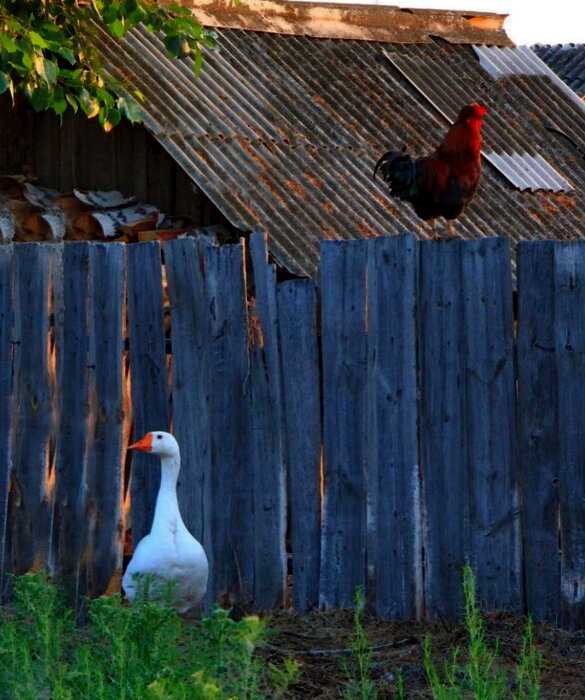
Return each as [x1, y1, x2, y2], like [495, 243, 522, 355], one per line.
[157, 435, 163, 440]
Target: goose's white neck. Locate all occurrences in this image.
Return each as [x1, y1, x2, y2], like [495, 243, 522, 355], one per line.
[151, 454, 184, 533]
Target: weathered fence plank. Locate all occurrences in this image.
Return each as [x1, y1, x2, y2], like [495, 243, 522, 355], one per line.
[127, 242, 170, 545]
[0, 246, 14, 594]
[53, 243, 91, 602]
[462, 237, 520, 612]
[419, 240, 467, 618]
[320, 239, 368, 609]
[164, 238, 211, 545]
[201, 238, 252, 605]
[554, 242, 585, 629]
[7, 244, 58, 577]
[277, 278, 321, 613]
[517, 241, 560, 622]
[366, 235, 420, 619]
[420, 239, 520, 617]
[83, 244, 126, 596]
[248, 232, 286, 609]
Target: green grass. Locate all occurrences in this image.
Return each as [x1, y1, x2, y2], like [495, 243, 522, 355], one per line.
[0, 572, 299, 700]
[423, 566, 542, 700]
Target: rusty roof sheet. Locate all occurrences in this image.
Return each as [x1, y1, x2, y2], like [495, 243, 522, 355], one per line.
[91, 21, 585, 276]
[534, 44, 585, 99]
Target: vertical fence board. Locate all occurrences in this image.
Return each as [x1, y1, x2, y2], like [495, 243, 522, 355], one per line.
[419, 241, 467, 618]
[278, 279, 321, 613]
[53, 243, 91, 602]
[517, 241, 560, 622]
[202, 238, 252, 605]
[554, 242, 585, 629]
[320, 240, 368, 608]
[127, 242, 170, 545]
[248, 232, 286, 608]
[462, 238, 520, 611]
[421, 239, 520, 617]
[164, 238, 211, 545]
[367, 235, 420, 619]
[84, 244, 125, 596]
[0, 246, 14, 593]
[7, 244, 58, 576]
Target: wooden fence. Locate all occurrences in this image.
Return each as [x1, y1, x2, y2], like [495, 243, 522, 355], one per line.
[0, 233, 584, 628]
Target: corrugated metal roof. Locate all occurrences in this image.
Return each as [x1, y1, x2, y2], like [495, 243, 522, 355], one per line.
[534, 44, 585, 99]
[90, 21, 585, 276]
[474, 45, 585, 113]
[484, 153, 571, 193]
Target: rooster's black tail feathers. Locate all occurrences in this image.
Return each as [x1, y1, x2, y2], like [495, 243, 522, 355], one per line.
[373, 151, 418, 201]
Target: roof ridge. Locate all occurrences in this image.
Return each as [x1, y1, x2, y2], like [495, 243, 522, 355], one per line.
[171, 0, 513, 46]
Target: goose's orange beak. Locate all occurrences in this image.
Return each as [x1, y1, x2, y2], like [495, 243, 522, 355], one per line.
[129, 433, 153, 452]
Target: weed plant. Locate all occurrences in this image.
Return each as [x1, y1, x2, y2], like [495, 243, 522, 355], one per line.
[342, 586, 377, 700]
[423, 566, 542, 700]
[0, 572, 299, 700]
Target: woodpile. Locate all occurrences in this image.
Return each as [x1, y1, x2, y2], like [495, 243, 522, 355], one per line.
[0, 175, 197, 244]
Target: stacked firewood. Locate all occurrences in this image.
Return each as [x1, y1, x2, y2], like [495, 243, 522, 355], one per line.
[0, 175, 195, 244]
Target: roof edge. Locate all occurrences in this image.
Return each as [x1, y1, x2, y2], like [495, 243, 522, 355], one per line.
[172, 0, 513, 45]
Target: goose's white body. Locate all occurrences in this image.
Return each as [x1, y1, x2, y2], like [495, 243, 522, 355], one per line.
[122, 432, 208, 613]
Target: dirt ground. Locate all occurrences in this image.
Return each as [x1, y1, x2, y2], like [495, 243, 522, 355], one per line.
[260, 609, 585, 698]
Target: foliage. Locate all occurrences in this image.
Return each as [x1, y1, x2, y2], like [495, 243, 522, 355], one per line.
[513, 617, 542, 700]
[0, 1, 217, 130]
[0, 572, 298, 700]
[342, 586, 378, 700]
[423, 565, 542, 700]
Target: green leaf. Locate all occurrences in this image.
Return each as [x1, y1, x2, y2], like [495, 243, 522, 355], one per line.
[79, 88, 100, 118]
[44, 59, 59, 86]
[29, 86, 50, 112]
[20, 47, 34, 70]
[35, 55, 59, 86]
[40, 23, 65, 41]
[91, 0, 105, 19]
[0, 72, 8, 95]
[66, 94, 79, 114]
[193, 49, 203, 76]
[164, 35, 181, 58]
[0, 34, 18, 53]
[102, 4, 120, 24]
[52, 88, 68, 116]
[107, 107, 122, 128]
[33, 54, 45, 77]
[60, 68, 83, 82]
[53, 46, 76, 65]
[96, 87, 114, 110]
[123, 0, 139, 14]
[108, 19, 125, 40]
[28, 31, 49, 49]
[117, 95, 142, 123]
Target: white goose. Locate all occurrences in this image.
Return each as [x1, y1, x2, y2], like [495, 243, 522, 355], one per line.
[122, 431, 208, 612]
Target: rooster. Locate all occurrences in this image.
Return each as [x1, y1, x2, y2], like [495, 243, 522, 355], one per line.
[374, 104, 487, 237]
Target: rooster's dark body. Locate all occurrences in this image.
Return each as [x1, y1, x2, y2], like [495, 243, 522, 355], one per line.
[374, 104, 487, 224]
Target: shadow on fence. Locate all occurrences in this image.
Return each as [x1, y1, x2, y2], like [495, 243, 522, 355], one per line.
[0, 233, 582, 628]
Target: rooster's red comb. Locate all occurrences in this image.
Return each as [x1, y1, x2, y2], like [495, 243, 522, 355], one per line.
[457, 103, 487, 121]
